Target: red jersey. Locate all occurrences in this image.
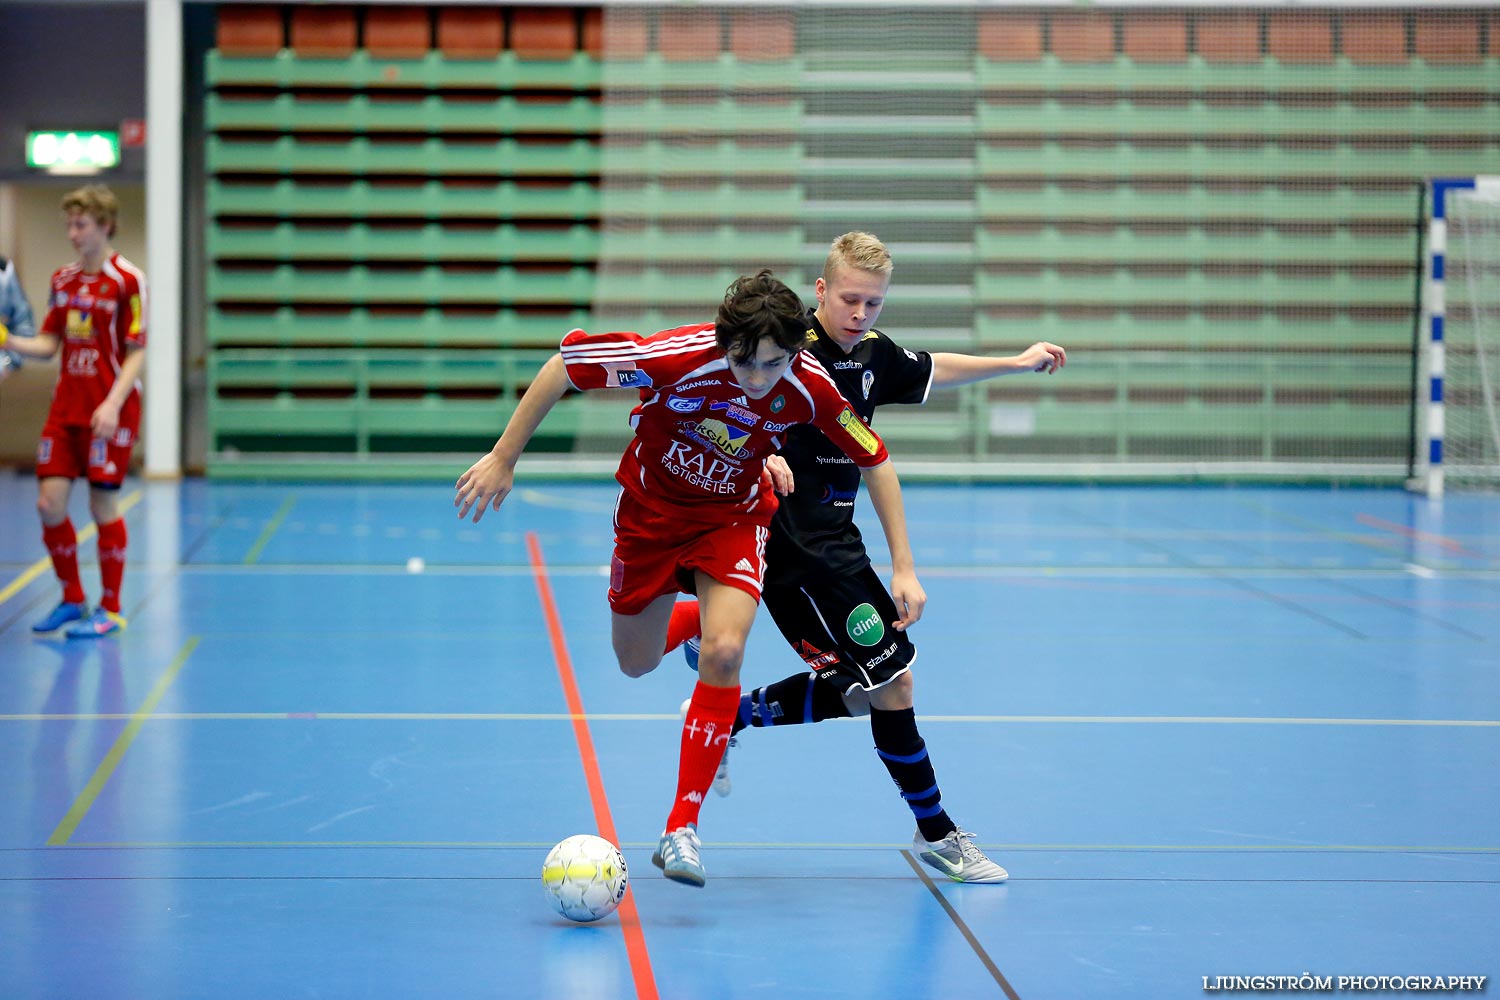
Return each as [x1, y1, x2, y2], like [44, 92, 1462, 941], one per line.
[561, 322, 890, 525]
[40, 253, 147, 426]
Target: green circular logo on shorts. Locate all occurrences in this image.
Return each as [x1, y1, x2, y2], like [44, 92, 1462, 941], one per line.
[846, 603, 885, 647]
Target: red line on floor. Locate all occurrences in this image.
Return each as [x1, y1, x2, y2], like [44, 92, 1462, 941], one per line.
[527, 531, 660, 1000]
[1356, 513, 1482, 558]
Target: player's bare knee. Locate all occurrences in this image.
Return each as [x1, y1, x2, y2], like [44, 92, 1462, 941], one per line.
[695, 633, 745, 677]
[36, 493, 66, 524]
[614, 651, 661, 678]
[89, 496, 119, 525]
[889, 670, 914, 702]
[867, 669, 914, 712]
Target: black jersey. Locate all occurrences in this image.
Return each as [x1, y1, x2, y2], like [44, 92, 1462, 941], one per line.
[764, 310, 934, 584]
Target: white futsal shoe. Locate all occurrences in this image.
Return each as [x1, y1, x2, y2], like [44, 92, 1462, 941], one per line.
[912, 829, 1009, 883]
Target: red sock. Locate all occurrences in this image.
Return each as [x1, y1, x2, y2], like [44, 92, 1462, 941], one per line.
[666, 680, 742, 831]
[42, 519, 86, 605]
[663, 598, 702, 654]
[96, 517, 128, 614]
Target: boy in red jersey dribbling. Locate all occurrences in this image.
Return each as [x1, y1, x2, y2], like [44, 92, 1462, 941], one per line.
[3, 185, 146, 638]
[455, 270, 926, 887]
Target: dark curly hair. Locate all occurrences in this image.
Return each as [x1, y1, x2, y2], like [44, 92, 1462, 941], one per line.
[715, 269, 809, 364]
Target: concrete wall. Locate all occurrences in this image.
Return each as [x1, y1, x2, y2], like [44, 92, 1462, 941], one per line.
[0, 2, 147, 185]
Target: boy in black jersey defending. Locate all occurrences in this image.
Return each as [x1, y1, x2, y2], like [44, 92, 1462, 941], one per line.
[666, 232, 1065, 882]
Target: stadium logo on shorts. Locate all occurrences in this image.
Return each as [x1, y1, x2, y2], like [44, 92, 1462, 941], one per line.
[846, 603, 885, 647]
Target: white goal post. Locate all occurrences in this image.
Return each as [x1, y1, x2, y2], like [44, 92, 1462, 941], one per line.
[1421, 177, 1500, 498]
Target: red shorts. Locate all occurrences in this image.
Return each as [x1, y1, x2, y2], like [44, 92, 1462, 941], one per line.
[36, 410, 138, 488]
[608, 490, 769, 616]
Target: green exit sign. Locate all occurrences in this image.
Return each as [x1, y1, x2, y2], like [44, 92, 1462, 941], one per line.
[26, 131, 120, 173]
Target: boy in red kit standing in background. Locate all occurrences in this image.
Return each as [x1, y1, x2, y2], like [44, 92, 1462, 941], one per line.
[2, 185, 146, 637]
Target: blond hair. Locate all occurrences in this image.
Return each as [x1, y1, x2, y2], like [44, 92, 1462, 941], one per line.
[822, 231, 892, 284]
[61, 184, 119, 238]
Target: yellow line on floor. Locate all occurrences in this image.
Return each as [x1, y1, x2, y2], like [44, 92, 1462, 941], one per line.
[0, 490, 142, 607]
[243, 494, 297, 565]
[46, 636, 201, 846]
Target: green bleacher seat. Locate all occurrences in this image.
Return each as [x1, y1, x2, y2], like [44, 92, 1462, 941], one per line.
[801, 199, 976, 222]
[975, 267, 1414, 308]
[600, 97, 802, 134]
[601, 182, 802, 220]
[974, 309, 1412, 349]
[207, 50, 602, 92]
[208, 264, 596, 306]
[594, 226, 800, 262]
[601, 140, 801, 177]
[973, 55, 1500, 96]
[599, 54, 802, 91]
[208, 136, 601, 177]
[209, 179, 600, 220]
[976, 225, 1413, 265]
[976, 140, 1500, 180]
[209, 221, 800, 266]
[207, 92, 602, 135]
[207, 306, 590, 348]
[209, 222, 600, 263]
[976, 183, 1418, 223]
[593, 268, 807, 306]
[976, 98, 1500, 139]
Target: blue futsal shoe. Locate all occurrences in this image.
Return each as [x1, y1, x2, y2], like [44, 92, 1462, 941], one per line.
[33, 600, 88, 633]
[65, 609, 127, 639]
[683, 636, 700, 671]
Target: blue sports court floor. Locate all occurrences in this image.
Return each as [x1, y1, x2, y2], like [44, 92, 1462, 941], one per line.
[0, 473, 1496, 999]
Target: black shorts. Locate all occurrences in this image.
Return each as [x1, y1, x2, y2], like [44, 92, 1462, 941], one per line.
[761, 564, 916, 694]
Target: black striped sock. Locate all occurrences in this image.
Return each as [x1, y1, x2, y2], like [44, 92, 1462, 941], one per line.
[731, 672, 853, 735]
[871, 706, 956, 844]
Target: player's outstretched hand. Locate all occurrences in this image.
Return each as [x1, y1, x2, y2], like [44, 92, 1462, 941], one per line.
[766, 454, 795, 495]
[889, 569, 926, 632]
[1020, 341, 1066, 374]
[455, 450, 516, 523]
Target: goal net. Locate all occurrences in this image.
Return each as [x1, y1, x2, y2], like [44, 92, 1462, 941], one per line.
[1440, 180, 1500, 491]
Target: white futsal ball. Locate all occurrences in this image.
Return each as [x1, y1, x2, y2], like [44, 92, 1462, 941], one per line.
[541, 834, 628, 922]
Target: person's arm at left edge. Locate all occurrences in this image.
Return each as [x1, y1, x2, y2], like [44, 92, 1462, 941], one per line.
[0, 259, 48, 370]
[929, 341, 1065, 389]
[859, 459, 925, 632]
[0, 259, 37, 340]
